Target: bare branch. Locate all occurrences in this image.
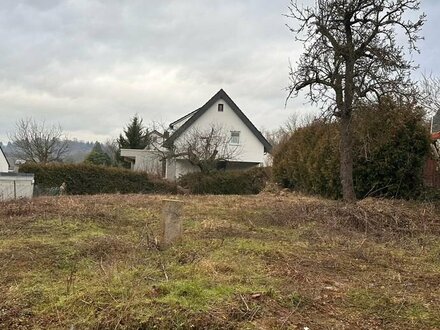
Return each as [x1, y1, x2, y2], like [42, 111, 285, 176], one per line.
[285, 0, 425, 201]
[166, 123, 242, 173]
[8, 118, 69, 163]
[418, 73, 440, 118]
[287, 0, 424, 115]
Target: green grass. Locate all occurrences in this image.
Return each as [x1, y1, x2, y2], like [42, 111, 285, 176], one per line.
[0, 193, 439, 329]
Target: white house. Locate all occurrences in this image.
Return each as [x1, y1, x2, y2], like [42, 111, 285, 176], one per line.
[0, 146, 10, 173]
[121, 89, 272, 181]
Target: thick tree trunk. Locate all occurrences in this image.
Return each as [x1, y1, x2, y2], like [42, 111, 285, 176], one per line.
[339, 114, 356, 202]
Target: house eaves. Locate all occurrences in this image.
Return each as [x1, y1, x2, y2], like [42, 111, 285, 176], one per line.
[168, 109, 199, 130]
[164, 89, 273, 153]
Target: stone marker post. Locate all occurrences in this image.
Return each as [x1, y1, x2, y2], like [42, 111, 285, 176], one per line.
[160, 199, 184, 249]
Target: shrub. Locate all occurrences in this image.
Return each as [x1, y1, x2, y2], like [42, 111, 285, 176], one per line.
[273, 120, 341, 199]
[84, 143, 112, 166]
[19, 163, 176, 195]
[178, 167, 270, 195]
[273, 100, 431, 199]
[352, 100, 431, 198]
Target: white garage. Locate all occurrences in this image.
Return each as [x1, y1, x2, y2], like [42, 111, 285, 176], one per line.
[0, 173, 35, 201]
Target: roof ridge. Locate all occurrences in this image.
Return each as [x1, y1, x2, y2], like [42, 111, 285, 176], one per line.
[165, 89, 272, 153]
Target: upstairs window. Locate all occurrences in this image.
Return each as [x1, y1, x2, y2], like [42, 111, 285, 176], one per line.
[218, 104, 224, 112]
[230, 131, 240, 144]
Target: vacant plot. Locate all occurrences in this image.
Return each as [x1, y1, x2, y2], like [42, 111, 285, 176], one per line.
[0, 193, 439, 329]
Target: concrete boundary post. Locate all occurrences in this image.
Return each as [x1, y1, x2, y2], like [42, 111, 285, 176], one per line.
[160, 199, 184, 249]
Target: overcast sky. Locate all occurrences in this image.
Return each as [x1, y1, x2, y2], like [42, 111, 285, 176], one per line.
[0, 0, 438, 143]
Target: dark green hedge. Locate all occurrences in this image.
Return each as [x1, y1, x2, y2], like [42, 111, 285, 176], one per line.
[19, 163, 176, 195]
[272, 120, 341, 199]
[178, 167, 270, 195]
[273, 99, 431, 199]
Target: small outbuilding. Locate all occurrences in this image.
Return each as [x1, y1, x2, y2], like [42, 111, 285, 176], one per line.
[0, 173, 35, 201]
[0, 146, 35, 201]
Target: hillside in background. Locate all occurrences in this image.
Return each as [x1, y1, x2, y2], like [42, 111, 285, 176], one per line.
[0, 140, 95, 165]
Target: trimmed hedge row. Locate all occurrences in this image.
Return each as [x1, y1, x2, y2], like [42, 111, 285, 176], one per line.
[178, 167, 270, 195]
[19, 163, 176, 195]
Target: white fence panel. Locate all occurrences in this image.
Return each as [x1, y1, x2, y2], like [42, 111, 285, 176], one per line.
[0, 173, 34, 201]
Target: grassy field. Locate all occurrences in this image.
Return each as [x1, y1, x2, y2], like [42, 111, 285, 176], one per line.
[0, 193, 439, 329]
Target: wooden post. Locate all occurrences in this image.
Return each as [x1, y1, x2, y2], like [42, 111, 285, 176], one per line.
[160, 199, 184, 249]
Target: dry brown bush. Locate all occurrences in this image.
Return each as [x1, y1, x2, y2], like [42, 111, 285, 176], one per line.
[256, 195, 439, 237]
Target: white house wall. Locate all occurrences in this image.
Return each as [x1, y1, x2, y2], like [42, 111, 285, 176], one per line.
[174, 99, 265, 164]
[165, 158, 177, 181]
[175, 159, 200, 179]
[120, 149, 163, 175]
[0, 149, 9, 172]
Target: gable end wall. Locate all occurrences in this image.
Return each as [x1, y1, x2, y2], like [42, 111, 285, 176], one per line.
[173, 99, 265, 163]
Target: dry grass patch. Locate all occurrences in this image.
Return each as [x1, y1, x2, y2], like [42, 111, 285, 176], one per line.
[0, 193, 439, 329]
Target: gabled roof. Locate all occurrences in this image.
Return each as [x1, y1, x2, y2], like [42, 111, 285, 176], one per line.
[169, 109, 199, 129]
[0, 145, 10, 168]
[149, 130, 164, 137]
[165, 89, 272, 153]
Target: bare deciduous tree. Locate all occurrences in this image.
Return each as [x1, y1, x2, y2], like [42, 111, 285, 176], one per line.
[9, 118, 69, 163]
[263, 113, 316, 149]
[419, 73, 440, 122]
[167, 124, 242, 174]
[102, 139, 120, 166]
[287, 0, 425, 201]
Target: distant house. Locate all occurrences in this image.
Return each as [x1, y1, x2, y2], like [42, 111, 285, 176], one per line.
[121, 89, 272, 181]
[149, 130, 165, 147]
[0, 145, 10, 173]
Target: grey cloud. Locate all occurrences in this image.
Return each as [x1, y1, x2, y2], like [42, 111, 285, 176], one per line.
[0, 0, 437, 142]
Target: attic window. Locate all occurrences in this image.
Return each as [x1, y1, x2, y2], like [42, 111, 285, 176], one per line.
[230, 131, 240, 145]
[218, 104, 224, 112]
